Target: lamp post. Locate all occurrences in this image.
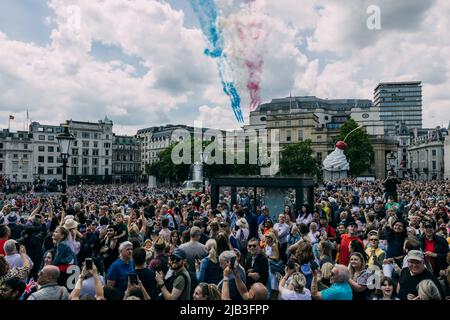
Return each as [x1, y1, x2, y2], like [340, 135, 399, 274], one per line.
[56, 125, 75, 207]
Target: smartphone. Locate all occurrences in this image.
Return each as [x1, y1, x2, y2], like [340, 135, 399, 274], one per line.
[230, 256, 236, 269]
[85, 258, 93, 270]
[288, 260, 295, 270]
[129, 273, 138, 285]
[15, 242, 21, 252]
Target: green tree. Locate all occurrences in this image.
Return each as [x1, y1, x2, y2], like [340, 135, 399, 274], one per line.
[335, 118, 374, 176]
[279, 140, 320, 177]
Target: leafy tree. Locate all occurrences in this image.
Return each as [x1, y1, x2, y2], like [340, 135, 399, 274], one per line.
[335, 118, 374, 176]
[279, 140, 320, 177]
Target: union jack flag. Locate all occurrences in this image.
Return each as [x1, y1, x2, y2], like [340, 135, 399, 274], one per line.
[24, 278, 37, 295]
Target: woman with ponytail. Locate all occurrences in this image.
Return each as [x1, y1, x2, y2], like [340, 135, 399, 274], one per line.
[193, 282, 221, 300]
[195, 239, 222, 285]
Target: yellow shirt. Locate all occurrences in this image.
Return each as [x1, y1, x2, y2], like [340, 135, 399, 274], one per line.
[365, 247, 385, 268]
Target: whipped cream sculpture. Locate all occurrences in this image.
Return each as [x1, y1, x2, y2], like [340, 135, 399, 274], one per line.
[323, 141, 350, 171]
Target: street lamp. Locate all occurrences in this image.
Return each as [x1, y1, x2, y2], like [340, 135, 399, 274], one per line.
[57, 125, 75, 207]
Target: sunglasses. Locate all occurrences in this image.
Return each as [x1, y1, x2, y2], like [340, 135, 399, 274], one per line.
[220, 224, 228, 228]
[247, 244, 258, 248]
[369, 238, 379, 242]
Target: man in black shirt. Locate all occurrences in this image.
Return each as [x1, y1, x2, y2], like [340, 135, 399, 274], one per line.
[133, 247, 157, 299]
[244, 238, 269, 288]
[383, 171, 401, 202]
[397, 250, 444, 300]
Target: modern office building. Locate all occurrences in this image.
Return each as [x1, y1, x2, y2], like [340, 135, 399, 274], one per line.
[112, 135, 141, 183]
[374, 81, 422, 135]
[0, 130, 34, 183]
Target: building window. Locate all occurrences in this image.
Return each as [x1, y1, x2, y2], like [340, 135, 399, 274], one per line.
[105, 150, 109, 156]
[23, 175, 27, 179]
[104, 143, 111, 148]
[23, 154, 28, 159]
[57, 167, 62, 174]
[94, 133, 98, 139]
[432, 161, 436, 170]
[38, 146, 45, 152]
[82, 149, 89, 156]
[93, 158, 98, 165]
[12, 163, 18, 172]
[24, 144, 28, 150]
[93, 141, 98, 148]
[71, 167, 78, 175]
[39, 135, 45, 140]
[38, 167, 44, 174]
[432, 150, 436, 156]
[106, 135, 110, 140]
[286, 130, 292, 142]
[93, 167, 98, 175]
[73, 141, 78, 147]
[286, 120, 291, 127]
[82, 167, 89, 175]
[48, 136, 54, 141]
[299, 120, 304, 126]
[82, 158, 88, 165]
[317, 136, 322, 140]
[47, 168, 54, 174]
[0, 143, 3, 148]
[72, 148, 79, 156]
[47, 128, 53, 133]
[297, 130, 303, 141]
[38, 156, 45, 163]
[48, 156, 54, 163]
[48, 146, 54, 152]
[317, 153, 322, 163]
[274, 121, 280, 128]
[72, 158, 78, 165]
[0, 153, 3, 159]
[82, 132, 90, 139]
[13, 154, 18, 159]
[92, 149, 99, 156]
[82, 141, 89, 148]
[105, 159, 109, 165]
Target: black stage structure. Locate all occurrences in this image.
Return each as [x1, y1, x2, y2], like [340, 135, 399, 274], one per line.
[210, 176, 315, 214]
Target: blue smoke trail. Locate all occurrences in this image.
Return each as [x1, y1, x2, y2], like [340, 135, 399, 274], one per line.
[189, 0, 244, 123]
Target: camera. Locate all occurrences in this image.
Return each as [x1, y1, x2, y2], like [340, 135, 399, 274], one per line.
[15, 241, 21, 252]
[230, 256, 236, 269]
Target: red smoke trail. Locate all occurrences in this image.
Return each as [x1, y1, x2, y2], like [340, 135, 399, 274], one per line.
[235, 19, 264, 111]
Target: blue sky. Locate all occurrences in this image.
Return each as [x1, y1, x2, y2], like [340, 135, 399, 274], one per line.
[0, 0, 449, 135]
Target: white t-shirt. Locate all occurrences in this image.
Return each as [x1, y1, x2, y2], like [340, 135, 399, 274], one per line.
[280, 288, 312, 300]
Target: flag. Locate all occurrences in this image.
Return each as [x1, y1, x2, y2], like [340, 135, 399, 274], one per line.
[9, 115, 14, 120]
[24, 278, 37, 295]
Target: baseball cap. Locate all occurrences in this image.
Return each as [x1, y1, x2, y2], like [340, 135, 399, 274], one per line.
[172, 248, 186, 260]
[424, 222, 434, 229]
[406, 250, 424, 262]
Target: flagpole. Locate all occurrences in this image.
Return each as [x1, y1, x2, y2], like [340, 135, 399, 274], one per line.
[8, 116, 10, 132]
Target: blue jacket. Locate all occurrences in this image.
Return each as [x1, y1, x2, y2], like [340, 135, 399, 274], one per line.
[52, 240, 77, 266]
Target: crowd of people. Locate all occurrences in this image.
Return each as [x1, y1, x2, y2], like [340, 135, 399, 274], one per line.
[0, 173, 449, 301]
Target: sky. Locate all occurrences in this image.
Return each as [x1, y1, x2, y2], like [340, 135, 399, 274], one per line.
[0, 0, 449, 135]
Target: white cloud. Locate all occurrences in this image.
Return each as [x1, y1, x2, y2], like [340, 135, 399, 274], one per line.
[0, 0, 449, 135]
[195, 105, 243, 130]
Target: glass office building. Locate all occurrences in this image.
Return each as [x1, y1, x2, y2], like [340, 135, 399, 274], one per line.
[374, 81, 422, 135]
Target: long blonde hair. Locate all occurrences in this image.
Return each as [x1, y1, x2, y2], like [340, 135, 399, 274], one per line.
[205, 239, 218, 264]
